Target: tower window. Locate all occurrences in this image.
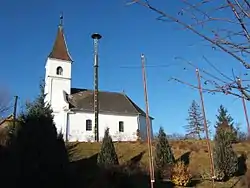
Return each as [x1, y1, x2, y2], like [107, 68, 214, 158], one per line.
[86, 119, 92, 131]
[56, 66, 63, 75]
[119, 121, 124, 132]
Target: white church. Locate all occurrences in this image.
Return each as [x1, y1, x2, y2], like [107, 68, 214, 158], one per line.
[44, 19, 153, 142]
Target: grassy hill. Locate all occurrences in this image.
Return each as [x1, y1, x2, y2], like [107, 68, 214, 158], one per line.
[68, 140, 250, 187]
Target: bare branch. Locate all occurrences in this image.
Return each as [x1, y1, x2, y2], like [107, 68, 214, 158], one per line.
[171, 55, 250, 100]
[202, 56, 234, 82]
[128, 0, 250, 100]
[0, 88, 10, 117]
[227, 0, 250, 42]
[129, 0, 250, 69]
[170, 76, 248, 100]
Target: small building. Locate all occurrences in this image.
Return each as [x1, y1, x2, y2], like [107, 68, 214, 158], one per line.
[44, 17, 154, 142]
[0, 115, 14, 129]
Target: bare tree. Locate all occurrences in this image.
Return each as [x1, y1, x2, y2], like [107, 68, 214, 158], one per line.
[128, 0, 250, 100]
[0, 88, 10, 117]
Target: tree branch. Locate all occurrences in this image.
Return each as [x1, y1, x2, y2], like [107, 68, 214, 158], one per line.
[0, 89, 10, 116]
[128, 0, 250, 100]
[129, 0, 250, 69]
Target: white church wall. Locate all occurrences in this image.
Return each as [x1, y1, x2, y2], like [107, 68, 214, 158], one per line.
[138, 115, 153, 141]
[44, 58, 71, 112]
[53, 112, 65, 133]
[49, 78, 70, 111]
[67, 112, 139, 142]
[45, 58, 72, 82]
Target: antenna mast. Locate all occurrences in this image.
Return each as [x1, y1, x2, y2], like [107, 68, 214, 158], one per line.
[91, 33, 102, 142]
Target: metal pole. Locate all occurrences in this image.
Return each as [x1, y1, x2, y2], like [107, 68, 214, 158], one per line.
[238, 78, 250, 137]
[196, 69, 215, 186]
[91, 33, 102, 142]
[13, 96, 18, 127]
[141, 54, 155, 188]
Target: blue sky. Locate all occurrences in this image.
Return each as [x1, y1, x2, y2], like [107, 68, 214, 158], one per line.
[0, 0, 249, 136]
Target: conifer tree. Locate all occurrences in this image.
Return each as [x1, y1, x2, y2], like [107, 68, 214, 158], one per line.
[216, 105, 237, 143]
[97, 128, 119, 167]
[213, 121, 238, 180]
[185, 100, 204, 139]
[8, 80, 70, 188]
[155, 127, 175, 177]
[216, 105, 234, 126]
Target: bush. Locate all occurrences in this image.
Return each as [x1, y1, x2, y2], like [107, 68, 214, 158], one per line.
[155, 127, 175, 178]
[171, 160, 192, 187]
[161, 164, 173, 180]
[213, 121, 238, 181]
[237, 131, 248, 142]
[97, 128, 119, 167]
[136, 129, 141, 141]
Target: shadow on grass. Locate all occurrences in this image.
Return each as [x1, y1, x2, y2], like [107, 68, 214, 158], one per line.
[69, 151, 175, 188]
[176, 151, 191, 165]
[126, 150, 145, 166]
[236, 153, 247, 176]
[189, 178, 202, 187]
[227, 153, 248, 188]
[172, 151, 201, 187]
[229, 176, 244, 188]
[70, 153, 100, 187]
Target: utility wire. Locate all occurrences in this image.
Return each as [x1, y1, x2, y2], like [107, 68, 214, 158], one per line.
[99, 63, 176, 69]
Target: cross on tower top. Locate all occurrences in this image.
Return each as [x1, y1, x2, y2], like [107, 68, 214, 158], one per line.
[59, 12, 63, 27]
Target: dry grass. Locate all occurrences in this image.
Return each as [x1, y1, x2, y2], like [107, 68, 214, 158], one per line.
[68, 140, 250, 187]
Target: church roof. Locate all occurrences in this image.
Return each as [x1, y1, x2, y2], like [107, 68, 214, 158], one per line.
[48, 17, 73, 62]
[68, 88, 153, 119]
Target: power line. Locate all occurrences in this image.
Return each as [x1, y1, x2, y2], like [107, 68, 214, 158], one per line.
[99, 63, 176, 69]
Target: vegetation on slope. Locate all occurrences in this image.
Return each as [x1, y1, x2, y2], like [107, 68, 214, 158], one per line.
[68, 140, 250, 187]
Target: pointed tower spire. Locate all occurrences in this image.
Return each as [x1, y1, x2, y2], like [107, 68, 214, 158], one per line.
[48, 13, 73, 62]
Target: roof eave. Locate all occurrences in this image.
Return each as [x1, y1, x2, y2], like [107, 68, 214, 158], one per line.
[69, 108, 139, 116]
[138, 113, 154, 120]
[123, 94, 154, 120]
[47, 57, 73, 63]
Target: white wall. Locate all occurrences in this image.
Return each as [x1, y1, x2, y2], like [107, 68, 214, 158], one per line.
[65, 112, 139, 142]
[52, 111, 69, 137]
[44, 58, 71, 112]
[138, 115, 153, 141]
[45, 58, 71, 80]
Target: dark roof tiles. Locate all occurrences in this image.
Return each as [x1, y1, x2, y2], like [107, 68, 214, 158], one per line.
[68, 88, 152, 118]
[48, 26, 73, 62]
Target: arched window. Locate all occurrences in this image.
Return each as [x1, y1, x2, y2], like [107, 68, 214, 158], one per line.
[86, 119, 92, 131]
[56, 66, 63, 75]
[119, 121, 124, 132]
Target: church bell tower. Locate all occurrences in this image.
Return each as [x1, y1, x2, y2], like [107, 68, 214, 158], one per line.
[44, 15, 73, 113]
